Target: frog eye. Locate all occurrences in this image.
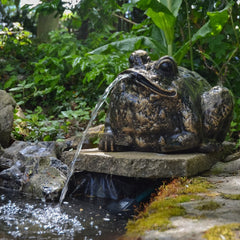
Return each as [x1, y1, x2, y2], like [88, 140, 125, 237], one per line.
[159, 61, 173, 72]
[154, 56, 178, 76]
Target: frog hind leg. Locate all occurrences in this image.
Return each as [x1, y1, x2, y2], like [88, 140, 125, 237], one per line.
[160, 131, 200, 153]
[201, 86, 234, 142]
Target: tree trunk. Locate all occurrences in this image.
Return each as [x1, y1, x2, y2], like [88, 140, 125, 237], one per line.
[37, 11, 59, 42]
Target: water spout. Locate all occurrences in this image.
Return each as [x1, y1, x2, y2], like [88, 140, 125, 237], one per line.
[59, 74, 129, 204]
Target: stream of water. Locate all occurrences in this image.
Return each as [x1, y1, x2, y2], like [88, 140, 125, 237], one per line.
[59, 74, 128, 205]
[0, 74, 136, 239]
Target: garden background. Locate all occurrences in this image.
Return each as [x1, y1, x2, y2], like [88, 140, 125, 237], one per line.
[0, 0, 239, 146]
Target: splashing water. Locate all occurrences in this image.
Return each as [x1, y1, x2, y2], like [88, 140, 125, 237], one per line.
[59, 74, 129, 204]
[0, 190, 127, 239]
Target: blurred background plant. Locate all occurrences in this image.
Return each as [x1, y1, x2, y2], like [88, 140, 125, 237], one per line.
[0, 0, 239, 145]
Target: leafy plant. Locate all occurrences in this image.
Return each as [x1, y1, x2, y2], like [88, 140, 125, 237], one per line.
[175, 0, 235, 64]
[13, 104, 93, 141]
[32, 0, 65, 16]
[13, 106, 68, 141]
[1, 0, 240, 143]
[0, 22, 36, 91]
[228, 97, 240, 148]
[128, 0, 235, 64]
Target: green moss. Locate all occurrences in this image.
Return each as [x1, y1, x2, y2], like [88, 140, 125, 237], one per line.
[204, 223, 240, 240]
[126, 198, 186, 236]
[180, 177, 215, 194]
[184, 214, 206, 220]
[124, 177, 214, 238]
[221, 193, 240, 200]
[196, 201, 221, 211]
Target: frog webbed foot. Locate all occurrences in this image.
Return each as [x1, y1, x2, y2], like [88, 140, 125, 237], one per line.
[99, 131, 135, 152]
[99, 115, 117, 152]
[99, 131, 116, 152]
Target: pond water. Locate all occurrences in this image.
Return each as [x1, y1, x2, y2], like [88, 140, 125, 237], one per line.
[0, 188, 128, 240]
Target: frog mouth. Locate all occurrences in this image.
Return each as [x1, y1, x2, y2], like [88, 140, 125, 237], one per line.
[124, 70, 177, 97]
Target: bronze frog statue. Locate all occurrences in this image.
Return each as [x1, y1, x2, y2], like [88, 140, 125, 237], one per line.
[99, 50, 233, 153]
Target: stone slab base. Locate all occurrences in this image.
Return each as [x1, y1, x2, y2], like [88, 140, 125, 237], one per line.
[61, 148, 230, 178]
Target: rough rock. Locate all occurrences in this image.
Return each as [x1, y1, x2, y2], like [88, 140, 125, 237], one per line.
[0, 90, 16, 147]
[61, 143, 234, 178]
[0, 160, 23, 190]
[207, 158, 240, 175]
[22, 166, 66, 200]
[142, 169, 240, 240]
[0, 141, 67, 200]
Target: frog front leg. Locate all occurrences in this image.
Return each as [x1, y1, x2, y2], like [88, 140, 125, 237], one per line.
[160, 107, 201, 153]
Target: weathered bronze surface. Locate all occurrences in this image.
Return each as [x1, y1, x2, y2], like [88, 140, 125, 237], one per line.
[99, 50, 234, 153]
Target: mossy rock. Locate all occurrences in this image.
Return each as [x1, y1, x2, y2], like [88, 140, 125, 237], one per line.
[195, 200, 221, 211]
[123, 177, 213, 239]
[204, 223, 240, 240]
[221, 193, 240, 200]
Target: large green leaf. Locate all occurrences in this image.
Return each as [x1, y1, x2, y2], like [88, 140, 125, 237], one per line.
[1, 0, 8, 4]
[159, 0, 182, 17]
[146, 8, 175, 48]
[174, 1, 234, 64]
[89, 36, 166, 55]
[137, 0, 175, 14]
[137, 0, 182, 56]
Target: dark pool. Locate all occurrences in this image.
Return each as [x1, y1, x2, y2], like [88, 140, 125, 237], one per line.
[0, 188, 128, 240]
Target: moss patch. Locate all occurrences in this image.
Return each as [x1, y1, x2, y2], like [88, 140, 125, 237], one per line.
[196, 200, 221, 211]
[122, 177, 213, 239]
[204, 223, 240, 240]
[221, 193, 240, 200]
[180, 177, 215, 194]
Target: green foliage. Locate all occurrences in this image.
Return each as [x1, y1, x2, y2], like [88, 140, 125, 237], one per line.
[13, 106, 68, 141]
[69, 0, 120, 38]
[1, 0, 240, 143]
[175, 1, 235, 64]
[137, 0, 182, 56]
[228, 98, 240, 148]
[1, 28, 130, 140]
[13, 102, 93, 142]
[134, 0, 235, 62]
[0, 22, 36, 93]
[33, 0, 65, 16]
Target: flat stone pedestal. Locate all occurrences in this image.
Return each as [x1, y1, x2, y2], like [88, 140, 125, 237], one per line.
[61, 148, 230, 178]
